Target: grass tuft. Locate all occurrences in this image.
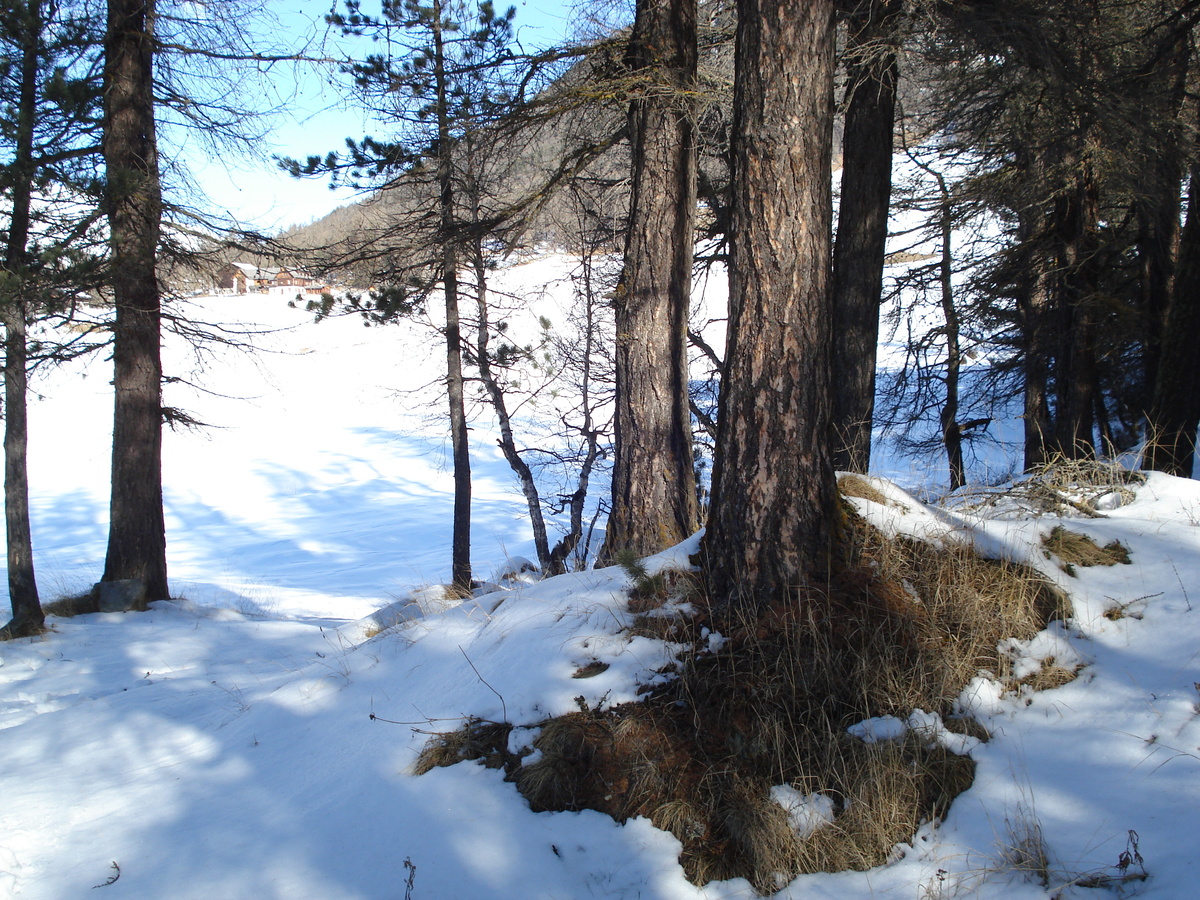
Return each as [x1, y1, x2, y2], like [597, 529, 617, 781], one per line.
[1017, 658, 1083, 692]
[41, 592, 100, 618]
[838, 473, 894, 506]
[1042, 525, 1132, 572]
[410, 718, 515, 776]
[997, 806, 1051, 887]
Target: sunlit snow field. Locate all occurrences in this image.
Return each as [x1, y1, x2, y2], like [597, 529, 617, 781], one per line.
[1, 251, 1199, 899]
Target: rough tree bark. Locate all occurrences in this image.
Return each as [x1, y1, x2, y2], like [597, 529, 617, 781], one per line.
[831, 0, 900, 474]
[702, 0, 841, 607]
[1019, 257, 1055, 471]
[101, 0, 168, 602]
[602, 0, 700, 561]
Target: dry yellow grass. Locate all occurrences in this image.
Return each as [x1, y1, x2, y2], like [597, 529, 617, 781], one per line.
[415, 512, 1072, 893]
[41, 592, 100, 618]
[837, 473, 893, 506]
[1042, 526, 1132, 574]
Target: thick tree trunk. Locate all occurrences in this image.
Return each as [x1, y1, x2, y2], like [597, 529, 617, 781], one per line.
[831, 0, 900, 474]
[602, 0, 700, 561]
[1053, 294, 1098, 459]
[444, 241, 471, 592]
[702, 0, 840, 607]
[1145, 162, 1200, 477]
[1, 0, 44, 638]
[101, 0, 168, 602]
[1137, 165, 1182, 405]
[3, 305, 40, 637]
[1011, 144, 1057, 471]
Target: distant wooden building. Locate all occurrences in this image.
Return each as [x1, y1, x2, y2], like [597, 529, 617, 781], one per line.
[216, 262, 263, 293]
[216, 262, 316, 293]
[272, 268, 316, 289]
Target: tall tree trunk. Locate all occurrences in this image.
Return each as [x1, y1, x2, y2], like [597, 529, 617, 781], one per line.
[1, 0, 44, 638]
[1137, 175, 1182, 405]
[102, 0, 168, 602]
[702, 0, 840, 607]
[602, 0, 700, 561]
[1051, 159, 1099, 458]
[831, 0, 900, 474]
[3, 304, 40, 637]
[1145, 158, 1200, 477]
[1016, 165, 1054, 471]
[565, 245, 605, 571]
[432, 2, 471, 592]
[1135, 29, 1189, 404]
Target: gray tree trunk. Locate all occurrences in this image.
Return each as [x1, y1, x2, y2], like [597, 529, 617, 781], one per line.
[932, 175, 965, 491]
[469, 234, 552, 571]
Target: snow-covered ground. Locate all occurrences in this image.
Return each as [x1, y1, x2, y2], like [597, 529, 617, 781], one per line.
[1, 255, 1198, 899]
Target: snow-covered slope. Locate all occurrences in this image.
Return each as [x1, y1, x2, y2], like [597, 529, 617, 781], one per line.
[1, 259, 1198, 898]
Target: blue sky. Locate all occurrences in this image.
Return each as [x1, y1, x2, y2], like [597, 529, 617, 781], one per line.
[184, 0, 592, 233]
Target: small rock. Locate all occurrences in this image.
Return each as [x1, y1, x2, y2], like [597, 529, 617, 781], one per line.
[96, 579, 147, 613]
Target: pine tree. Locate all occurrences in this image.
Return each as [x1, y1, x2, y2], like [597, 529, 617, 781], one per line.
[101, 0, 168, 602]
[916, 0, 1200, 468]
[292, 0, 526, 591]
[1, 0, 104, 637]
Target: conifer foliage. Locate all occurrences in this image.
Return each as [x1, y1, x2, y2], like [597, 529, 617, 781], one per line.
[289, 0, 526, 591]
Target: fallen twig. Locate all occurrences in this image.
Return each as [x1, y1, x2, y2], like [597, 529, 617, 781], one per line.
[92, 862, 120, 889]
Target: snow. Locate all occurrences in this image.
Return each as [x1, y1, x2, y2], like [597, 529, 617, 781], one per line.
[769, 787, 836, 840]
[2, 256, 1199, 899]
[847, 709, 983, 757]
